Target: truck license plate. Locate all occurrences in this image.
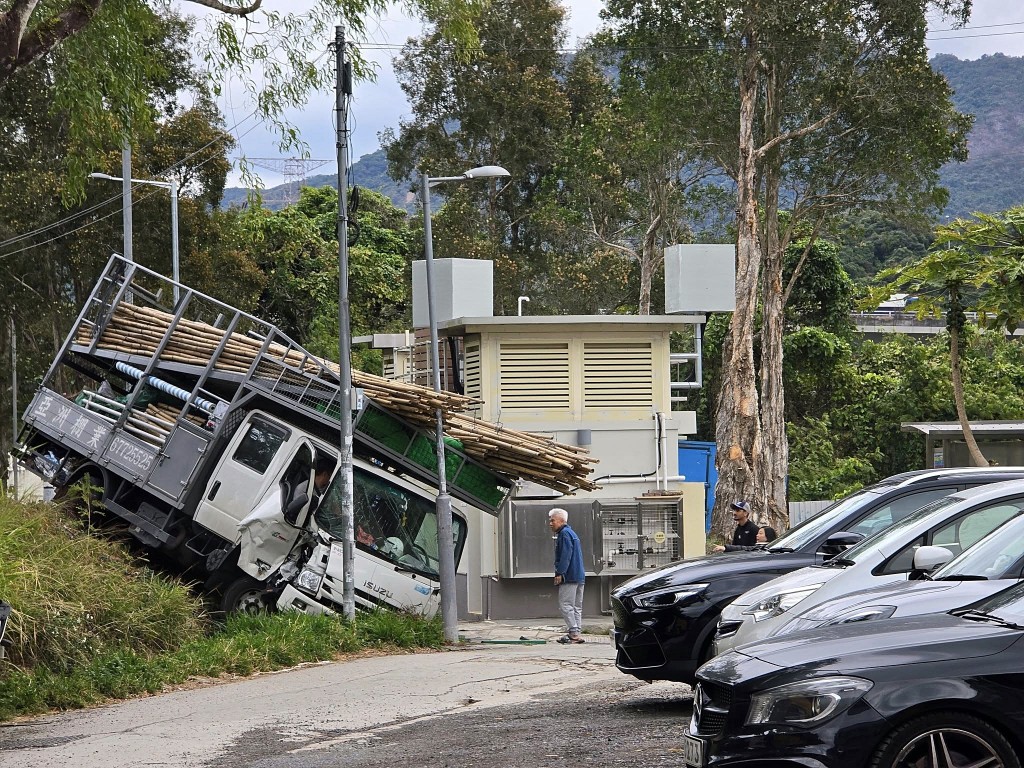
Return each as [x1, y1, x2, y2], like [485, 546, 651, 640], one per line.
[682, 734, 705, 767]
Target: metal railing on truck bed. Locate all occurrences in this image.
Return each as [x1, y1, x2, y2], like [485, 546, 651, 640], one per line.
[20, 255, 515, 514]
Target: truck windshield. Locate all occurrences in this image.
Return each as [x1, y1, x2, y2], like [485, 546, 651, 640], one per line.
[314, 467, 466, 579]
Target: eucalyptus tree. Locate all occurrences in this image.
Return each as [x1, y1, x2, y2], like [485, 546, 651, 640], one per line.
[536, 48, 730, 315]
[383, 0, 571, 314]
[603, 0, 971, 535]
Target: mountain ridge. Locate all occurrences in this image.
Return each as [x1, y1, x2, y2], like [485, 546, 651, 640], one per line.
[222, 53, 1024, 219]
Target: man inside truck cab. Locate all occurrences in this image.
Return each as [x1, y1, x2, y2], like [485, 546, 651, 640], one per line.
[310, 455, 335, 511]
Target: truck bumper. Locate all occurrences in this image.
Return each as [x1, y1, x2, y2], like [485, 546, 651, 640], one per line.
[277, 584, 336, 615]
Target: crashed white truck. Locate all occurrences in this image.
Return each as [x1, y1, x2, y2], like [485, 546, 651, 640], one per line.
[15, 256, 594, 615]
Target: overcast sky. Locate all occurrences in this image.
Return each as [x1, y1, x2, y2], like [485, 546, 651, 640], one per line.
[205, 0, 1024, 187]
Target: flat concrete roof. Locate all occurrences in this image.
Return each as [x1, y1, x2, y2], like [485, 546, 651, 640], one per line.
[438, 314, 706, 335]
[902, 421, 1024, 438]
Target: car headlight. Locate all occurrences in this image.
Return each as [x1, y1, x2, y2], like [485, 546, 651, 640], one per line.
[633, 583, 708, 609]
[295, 567, 324, 594]
[742, 584, 822, 622]
[746, 676, 873, 726]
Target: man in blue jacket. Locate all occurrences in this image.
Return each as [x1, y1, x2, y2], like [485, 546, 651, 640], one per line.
[549, 507, 585, 644]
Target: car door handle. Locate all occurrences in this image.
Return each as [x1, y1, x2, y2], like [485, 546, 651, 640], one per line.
[207, 481, 221, 501]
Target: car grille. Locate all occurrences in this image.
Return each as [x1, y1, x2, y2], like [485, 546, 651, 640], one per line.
[611, 596, 633, 629]
[693, 681, 733, 738]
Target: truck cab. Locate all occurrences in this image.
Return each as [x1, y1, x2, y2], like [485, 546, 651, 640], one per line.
[197, 409, 467, 615]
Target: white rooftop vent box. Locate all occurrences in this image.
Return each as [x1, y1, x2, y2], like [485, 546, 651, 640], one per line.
[664, 244, 736, 313]
[412, 258, 494, 328]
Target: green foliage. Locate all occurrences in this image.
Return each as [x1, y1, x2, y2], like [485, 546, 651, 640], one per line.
[0, 608, 443, 721]
[384, 0, 573, 315]
[225, 185, 414, 361]
[1, 1, 486, 195]
[834, 210, 935, 281]
[783, 327, 853, 422]
[788, 417, 878, 501]
[784, 232, 855, 334]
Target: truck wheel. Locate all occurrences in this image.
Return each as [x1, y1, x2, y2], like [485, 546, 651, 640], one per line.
[220, 576, 274, 615]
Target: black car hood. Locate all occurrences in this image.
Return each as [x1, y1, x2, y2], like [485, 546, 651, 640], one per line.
[612, 550, 805, 596]
[703, 614, 1021, 684]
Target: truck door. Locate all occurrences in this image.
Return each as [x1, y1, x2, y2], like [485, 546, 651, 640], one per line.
[193, 414, 291, 542]
[236, 441, 320, 580]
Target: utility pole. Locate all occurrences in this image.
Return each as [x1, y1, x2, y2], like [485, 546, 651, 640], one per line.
[9, 316, 16, 498]
[335, 21, 356, 621]
[121, 146, 133, 263]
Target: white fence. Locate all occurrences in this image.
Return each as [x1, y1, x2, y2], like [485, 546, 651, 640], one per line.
[789, 500, 832, 527]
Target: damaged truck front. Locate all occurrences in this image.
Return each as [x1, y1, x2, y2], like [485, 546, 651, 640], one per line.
[15, 256, 519, 616]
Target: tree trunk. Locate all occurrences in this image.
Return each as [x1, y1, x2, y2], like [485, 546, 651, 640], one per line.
[754, 63, 788, 534]
[712, 22, 762, 538]
[949, 321, 988, 467]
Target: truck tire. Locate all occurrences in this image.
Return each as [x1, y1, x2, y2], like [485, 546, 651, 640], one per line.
[219, 575, 274, 616]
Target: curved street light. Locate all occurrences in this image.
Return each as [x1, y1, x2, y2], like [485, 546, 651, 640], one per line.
[421, 165, 510, 643]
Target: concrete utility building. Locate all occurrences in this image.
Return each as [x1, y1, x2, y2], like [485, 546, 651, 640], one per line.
[363, 246, 734, 621]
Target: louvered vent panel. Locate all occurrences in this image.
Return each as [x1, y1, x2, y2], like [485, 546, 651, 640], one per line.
[584, 342, 653, 408]
[499, 342, 570, 409]
[464, 343, 482, 402]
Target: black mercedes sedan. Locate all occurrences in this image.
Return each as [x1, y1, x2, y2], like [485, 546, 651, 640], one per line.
[687, 581, 1024, 768]
[611, 467, 1024, 685]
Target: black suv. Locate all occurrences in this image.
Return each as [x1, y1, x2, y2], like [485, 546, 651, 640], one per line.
[610, 467, 1024, 685]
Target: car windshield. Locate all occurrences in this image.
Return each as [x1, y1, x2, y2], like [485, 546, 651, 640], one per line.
[837, 495, 964, 564]
[767, 489, 883, 552]
[970, 581, 1024, 626]
[933, 512, 1024, 580]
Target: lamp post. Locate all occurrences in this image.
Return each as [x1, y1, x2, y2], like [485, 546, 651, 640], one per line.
[421, 164, 510, 643]
[90, 172, 180, 304]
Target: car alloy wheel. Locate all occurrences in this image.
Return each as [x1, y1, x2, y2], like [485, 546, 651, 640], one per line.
[873, 712, 1020, 768]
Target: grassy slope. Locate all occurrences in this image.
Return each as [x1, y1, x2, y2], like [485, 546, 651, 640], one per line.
[0, 496, 442, 721]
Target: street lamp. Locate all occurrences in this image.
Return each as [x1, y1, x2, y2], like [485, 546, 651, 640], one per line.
[421, 164, 510, 643]
[90, 172, 180, 304]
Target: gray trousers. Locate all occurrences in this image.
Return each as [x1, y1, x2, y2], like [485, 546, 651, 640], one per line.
[558, 581, 585, 636]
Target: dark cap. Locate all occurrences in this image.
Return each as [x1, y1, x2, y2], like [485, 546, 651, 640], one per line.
[730, 500, 750, 513]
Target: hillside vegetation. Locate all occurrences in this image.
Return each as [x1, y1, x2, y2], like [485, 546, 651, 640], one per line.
[934, 54, 1024, 217]
[0, 495, 443, 721]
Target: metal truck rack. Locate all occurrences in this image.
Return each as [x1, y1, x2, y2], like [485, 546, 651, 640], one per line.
[18, 255, 514, 515]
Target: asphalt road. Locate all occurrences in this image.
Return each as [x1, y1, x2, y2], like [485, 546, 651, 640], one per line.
[0, 632, 695, 768]
[209, 675, 695, 768]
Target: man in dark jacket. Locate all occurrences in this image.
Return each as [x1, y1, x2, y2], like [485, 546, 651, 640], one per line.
[549, 507, 585, 644]
[713, 500, 760, 552]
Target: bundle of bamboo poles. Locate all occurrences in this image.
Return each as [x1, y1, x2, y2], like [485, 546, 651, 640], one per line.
[76, 303, 599, 493]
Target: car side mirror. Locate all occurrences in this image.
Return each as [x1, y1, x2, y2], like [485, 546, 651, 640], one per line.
[818, 531, 864, 559]
[911, 545, 953, 575]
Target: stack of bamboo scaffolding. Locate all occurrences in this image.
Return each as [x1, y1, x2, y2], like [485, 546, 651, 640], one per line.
[76, 303, 599, 493]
